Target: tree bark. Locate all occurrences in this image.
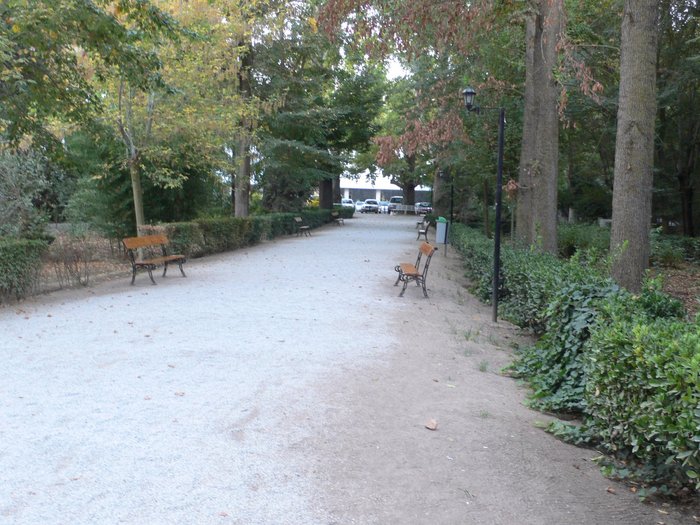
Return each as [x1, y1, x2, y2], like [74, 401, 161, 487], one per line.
[234, 139, 251, 217]
[516, 0, 562, 253]
[234, 41, 253, 218]
[610, 0, 660, 292]
[319, 178, 333, 209]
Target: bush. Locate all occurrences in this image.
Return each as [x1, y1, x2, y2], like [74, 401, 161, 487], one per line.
[585, 298, 699, 492]
[0, 238, 49, 302]
[557, 223, 610, 259]
[452, 223, 697, 493]
[510, 281, 620, 413]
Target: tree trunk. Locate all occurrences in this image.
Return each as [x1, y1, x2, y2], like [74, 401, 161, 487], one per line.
[610, 0, 660, 292]
[516, 0, 562, 253]
[234, 140, 251, 217]
[128, 154, 145, 233]
[234, 41, 253, 218]
[319, 178, 333, 209]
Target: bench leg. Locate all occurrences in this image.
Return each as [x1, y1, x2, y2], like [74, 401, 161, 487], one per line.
[178, 263, 186, 277]
[131, 268, 137, 285]
[163, 263, 168, 277]
[147, 267, 157, 284]
[419, 278, 429, 298]
[399, 279, 409, 297]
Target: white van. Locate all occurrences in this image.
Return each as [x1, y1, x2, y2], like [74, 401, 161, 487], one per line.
[341, 198, 354, 208]
[388, 196, 403, 213]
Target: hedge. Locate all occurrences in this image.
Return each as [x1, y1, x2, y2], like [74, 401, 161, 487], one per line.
[0, 238, 49, 302]
[450, 223, 698, 493]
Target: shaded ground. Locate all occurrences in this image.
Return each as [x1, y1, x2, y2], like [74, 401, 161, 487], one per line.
[2, 214, 698, 524]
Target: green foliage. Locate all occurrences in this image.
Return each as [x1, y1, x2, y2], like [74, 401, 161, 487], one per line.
[511, 281, 620, 413]
[1, 0, 179, 146]
[0, 238, 48, 302]
[557, 223, 610, 259]
[585, 299, 699, 492]
[453, 222, 697, 492]
[158, 210, 335, 258]
[650, 229, 686, 268]
[0, 150, 50, 238]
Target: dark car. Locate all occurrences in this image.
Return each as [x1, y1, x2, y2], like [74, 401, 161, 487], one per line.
[361, 199, 380, 213]
[415, 202, 433, 214]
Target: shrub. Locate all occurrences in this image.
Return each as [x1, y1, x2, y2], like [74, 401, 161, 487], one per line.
[557, 223, 610, 259]
[510, 281, 620, 413]
[0, 238, 49, 302]
[585, 298, 699, 492]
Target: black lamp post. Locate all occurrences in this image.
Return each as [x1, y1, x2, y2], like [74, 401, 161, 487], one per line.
[463, 87, 505, 323]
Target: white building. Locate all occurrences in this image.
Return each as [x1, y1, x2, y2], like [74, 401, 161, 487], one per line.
[340, 174, 431, 202]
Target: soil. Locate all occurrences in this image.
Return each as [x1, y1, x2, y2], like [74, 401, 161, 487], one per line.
[3, 215, 698, 524]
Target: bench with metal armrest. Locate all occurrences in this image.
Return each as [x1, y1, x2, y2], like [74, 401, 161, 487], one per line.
[122, 234, 187, 285]
[394, 242, 438, 298]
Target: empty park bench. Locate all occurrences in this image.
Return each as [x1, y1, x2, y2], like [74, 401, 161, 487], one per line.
[394, 242, 438, 298]
[294, 216, 311, 236]
[122, 234, 187, 285]
[331, 210, 345, 225]
[417, 219, 431, 241]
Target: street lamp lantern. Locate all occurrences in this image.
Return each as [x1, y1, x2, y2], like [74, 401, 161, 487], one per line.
[462, 87, 477, 111]
[463, 86, 506, 323]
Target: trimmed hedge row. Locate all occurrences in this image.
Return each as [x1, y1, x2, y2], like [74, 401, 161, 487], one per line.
[148, 208, 346, 258]
[0, 238, 49, 302]
[451, 223, 699, 493]
[2, 208, 354, 302]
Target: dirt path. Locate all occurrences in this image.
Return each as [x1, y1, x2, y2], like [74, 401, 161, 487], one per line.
[1, 214, 696, 524]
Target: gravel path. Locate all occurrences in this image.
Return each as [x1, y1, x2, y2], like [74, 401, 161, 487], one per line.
[1, 214, 696, 524]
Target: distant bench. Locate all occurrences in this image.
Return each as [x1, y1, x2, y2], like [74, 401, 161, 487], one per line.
[122, 234, 187, 285]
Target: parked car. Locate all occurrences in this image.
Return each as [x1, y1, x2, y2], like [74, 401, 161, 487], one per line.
[361, 199, 380, 213]
[388, 196, 403, 213]
[341, 198, 354, 208]
[379, 201, 390, 213]
[354, 200, 365, 212]
[415, 202, 433, 214]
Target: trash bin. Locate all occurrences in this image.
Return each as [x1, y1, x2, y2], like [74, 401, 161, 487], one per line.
[435, 216, 449, 244]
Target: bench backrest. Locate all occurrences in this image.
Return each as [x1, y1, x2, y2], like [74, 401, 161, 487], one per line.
[123, 234, 170, 250]
[414, 242, 437, 276]
[294, 216, 303, 224]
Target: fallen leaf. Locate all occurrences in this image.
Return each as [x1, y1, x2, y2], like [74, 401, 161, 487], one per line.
[657, 509, 669, 515]
[425, 419, 438, 431]
[606, 487, 616, 495]
[175, 391, 185, 396]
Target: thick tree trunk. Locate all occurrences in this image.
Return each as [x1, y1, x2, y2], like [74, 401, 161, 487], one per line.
[610, 0, 660, 292]
[516, 0, 562, 253]
[516, 14, 537, 244]
[319, 178, 333, 209]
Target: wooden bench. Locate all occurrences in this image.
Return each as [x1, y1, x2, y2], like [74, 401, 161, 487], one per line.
[294, 217, 311, 236]
[394, 242, 438, 297]
[331, 210, 345, 225]
[417, 220, 431, 241]
[122, 234, 187, 285]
